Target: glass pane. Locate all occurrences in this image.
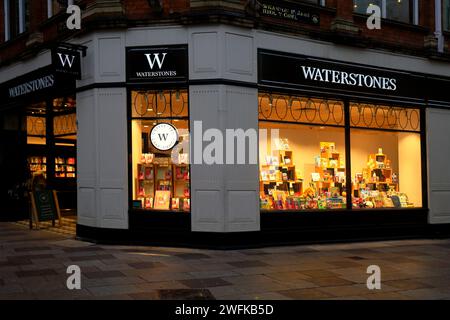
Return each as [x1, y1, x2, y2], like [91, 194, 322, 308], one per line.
[131, 90, 188, 118]
[350, 103, 420, 132]
[259, 122, 347, 211]
[259, 94, 345, 126]
[131, 89, 190, 212]
[386, 0, 411, 23]
[351, 129, 422, 209]
[445, 0, 450, 31]
[54, 113, 77, 136]
[353, 0, 382, 14]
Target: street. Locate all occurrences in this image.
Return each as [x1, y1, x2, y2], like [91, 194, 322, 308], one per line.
[1, 222, 450, 300]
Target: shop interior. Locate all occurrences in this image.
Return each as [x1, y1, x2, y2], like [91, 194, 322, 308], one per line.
[131, 90, 190, 212]
[25, 96, 77, 227]
[258, 94, 422, 212]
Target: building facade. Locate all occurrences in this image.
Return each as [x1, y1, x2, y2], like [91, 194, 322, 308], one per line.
[1, 0, 450, 246]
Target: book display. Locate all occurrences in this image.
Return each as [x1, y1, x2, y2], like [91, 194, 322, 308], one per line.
[28, 156, 76, 179]
[260, 140, 346, 211]
[28, 156, 47, 177]
[352, 148, 414, 208]
[135, 153, 190, 212]
[55, 156, 76, 178]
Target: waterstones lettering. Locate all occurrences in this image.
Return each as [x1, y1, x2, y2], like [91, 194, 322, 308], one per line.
[135, 52, 178, 78]
[126, 46, 188, 83]
[301, 66, 397, 91]
[8, 75, 55, 98]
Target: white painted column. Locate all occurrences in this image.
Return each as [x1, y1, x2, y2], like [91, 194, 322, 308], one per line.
[189, 26, 260, 232]
[427, 108, 450, 224]
[77, 88, 129, 229]
[76, 31, 128, 229]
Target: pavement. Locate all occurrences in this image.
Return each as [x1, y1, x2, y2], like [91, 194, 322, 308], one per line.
[1, 222, 450, 300]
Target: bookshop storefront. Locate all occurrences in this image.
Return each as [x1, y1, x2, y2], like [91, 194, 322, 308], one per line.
[123, 48, 434, 244]
[0, 46, 82, 220]
[126, 45, 192, 232]
[75, 27, 450, 246]
[257, 50, 431, 241]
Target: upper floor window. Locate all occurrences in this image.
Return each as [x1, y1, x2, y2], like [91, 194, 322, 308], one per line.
[47, 0, 74, 18]
[297, 0, 326, 5]
[3, 0, 30, 41]
[353, 0, 419, 25]
[444, 0, 450, 31]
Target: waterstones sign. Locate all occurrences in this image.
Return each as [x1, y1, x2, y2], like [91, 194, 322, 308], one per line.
[300, 66, 397, 91]
[52, 47, 82, 80]
[8, 74, 55, 99]
[258, 50, 424, 100]
[126, 45, 188, 83]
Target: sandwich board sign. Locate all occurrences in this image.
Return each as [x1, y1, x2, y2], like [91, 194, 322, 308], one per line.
[30, 190, 61, 229]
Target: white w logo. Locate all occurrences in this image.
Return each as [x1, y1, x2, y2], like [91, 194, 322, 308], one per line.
[145, 53, 167, 70]
[57, 53, 76, 68]
[158, 133, 169, 141]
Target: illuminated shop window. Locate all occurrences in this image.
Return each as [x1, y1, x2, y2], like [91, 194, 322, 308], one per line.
[259, 94, 347, 211]
[350, 103, 422, 209]
[131, 90, 190, 212]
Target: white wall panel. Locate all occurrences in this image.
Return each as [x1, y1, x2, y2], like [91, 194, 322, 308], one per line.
[427, 108, 450, 224]
[224, 87, 259, 232]
[191, 32, 220, 77]
[76, 88, 128, 229]
[98, 36, 125, 81]
[190, 86, 225, 232]
[76, 90, 97, 227]
[225, 32, 255, 82]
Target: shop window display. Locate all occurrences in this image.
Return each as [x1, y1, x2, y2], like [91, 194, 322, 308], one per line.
[350, 103, 422, 209]
[259, 94, 347, 211]
[131, 90, 190, 212]
[259, 94, 423, 212]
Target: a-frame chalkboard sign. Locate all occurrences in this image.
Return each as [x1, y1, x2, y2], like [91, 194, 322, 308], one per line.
[30, 190, 62, 229]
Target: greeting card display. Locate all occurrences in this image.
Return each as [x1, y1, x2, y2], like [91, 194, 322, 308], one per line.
[154, 191, 171, 210]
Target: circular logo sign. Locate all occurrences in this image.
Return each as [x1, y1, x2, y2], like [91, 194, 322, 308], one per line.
[150, 123, 179, 151]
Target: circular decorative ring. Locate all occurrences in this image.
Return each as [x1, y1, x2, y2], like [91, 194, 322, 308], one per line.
[289, 96, 303, 121]
[274, 96, 288, 120]
[259, 94, 273, 119]
[350, 104, 361, 126]
[155, 92, 168, 116]
[36, 118, 45, 135]
[398, 109, 409, 130]
[171, 91, 186, 116]
[362, 104, 374, 127]
[375, 107, 386, 128]
[386, 107, 398, 128]
[305, 99, 317, 122]
[133, 92, 148, 117]
[318, 101, 331, 124]
[331, 102, 344, 125]
[410, 109, 420, 131]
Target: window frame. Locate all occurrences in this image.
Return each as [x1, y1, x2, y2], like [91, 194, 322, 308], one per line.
[127, 87, 191, 213]
[257, 91, 427, 213]
[3, 0, 29, 41]
[47, 0, 74, 18]
[444, 0, 450, 31]
[354, 0, 419, 25]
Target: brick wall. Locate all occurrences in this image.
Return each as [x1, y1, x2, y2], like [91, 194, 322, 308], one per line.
[0, 0, 449, 67]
